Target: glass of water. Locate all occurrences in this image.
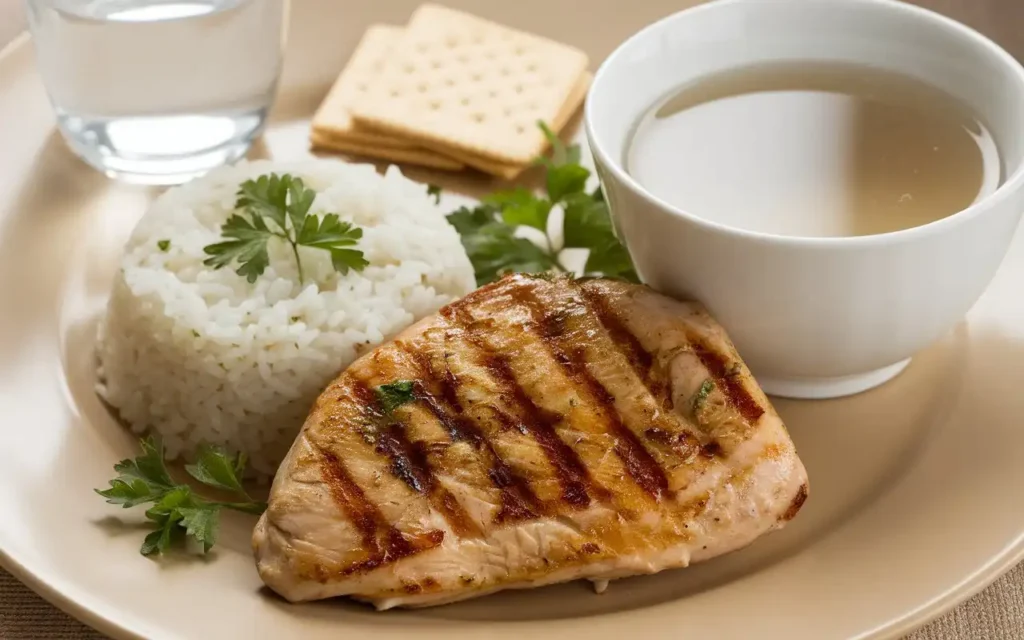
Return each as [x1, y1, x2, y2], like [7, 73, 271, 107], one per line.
[25, 0, 287, 185]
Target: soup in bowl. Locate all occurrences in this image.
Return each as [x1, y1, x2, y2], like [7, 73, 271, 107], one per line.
[585, 0, 1024, 399]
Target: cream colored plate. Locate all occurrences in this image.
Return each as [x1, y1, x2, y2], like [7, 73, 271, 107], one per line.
[3, 1, 1024, 638]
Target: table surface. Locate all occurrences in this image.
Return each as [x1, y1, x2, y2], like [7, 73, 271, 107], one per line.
[3, 0, 1024, 638]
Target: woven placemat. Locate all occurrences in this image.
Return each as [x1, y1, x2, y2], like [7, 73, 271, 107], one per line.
[4, 562, 1024, 639]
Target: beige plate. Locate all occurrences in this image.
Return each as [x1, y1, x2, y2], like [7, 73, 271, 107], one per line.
[3, 1, 1024, 638]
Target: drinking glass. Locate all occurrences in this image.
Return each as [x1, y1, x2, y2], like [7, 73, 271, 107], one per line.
[25, 0, 288, 185]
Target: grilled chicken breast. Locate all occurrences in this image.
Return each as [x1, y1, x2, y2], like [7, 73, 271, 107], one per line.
[253, 274, 808, 608]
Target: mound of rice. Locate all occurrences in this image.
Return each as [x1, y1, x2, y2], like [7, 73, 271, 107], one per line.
[97, 160, 475, 477]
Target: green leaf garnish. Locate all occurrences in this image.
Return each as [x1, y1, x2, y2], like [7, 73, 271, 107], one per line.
[202, 173, 367, 285]
[692, 379, 715, 413]
[446, 121, 638, 286]
[157, 239, 171, 252]
[178, 506, 219, 554]
[296, 212, 369, 275]
[484, 187, 552, 232]
[140, 515, 180, 556]
[426, 183, 442, 205]
[111, 436, 174, 489]
[447, 204, 558, 285]
[96, 436, 266, 557]
[375, 380, 417, 414]
[201, 214, 272, 284]
[185, 444, 250, 496]
[546, 164, 590, 203]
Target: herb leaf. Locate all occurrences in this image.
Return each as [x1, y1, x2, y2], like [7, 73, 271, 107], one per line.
[111, 437, 174, 489]
[585, 240, 638, 282]
[446, 122, 637, 285]
[202, 214, 272, 283]
[546, 163, 590, 203]
[448, 204, 559, 284]
[538, 121, 581, 167]
[285, 176, 316, 232]
[203, 173, 367, 285]
[484, 188, 552, 231]
[140, 528, 166, 557]
[178, 506, 220, 553]
[375, 380, 417, 414]
[141, 515, 180, 556]
[562, 192, 612, 248]
[692, 379, 715, 412]
[144, 486, 193, 522]
[296, 213, 369, 275]
[426, 184, 442, 205]
[95, 478, 158, 508]
[236, 173, 289, 231]
[447, 203, 499, 236]
[96, 437, 266, 557]
[157, 239, 170, 252]
[185, 444, 249, 496]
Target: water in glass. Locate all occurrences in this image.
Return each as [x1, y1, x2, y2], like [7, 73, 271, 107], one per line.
[26, 0, 287, 184]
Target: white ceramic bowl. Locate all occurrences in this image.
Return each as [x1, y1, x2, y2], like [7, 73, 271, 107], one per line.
[586, 0, 1024, 399]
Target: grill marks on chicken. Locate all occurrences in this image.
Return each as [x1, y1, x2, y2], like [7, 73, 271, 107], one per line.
[254, 274, 809, 607]
[316, 448, 444, 575]
[691, 342, 765, 424]
[509, 284, 671, 500]
[444, 303, 608, 509]
[346, 378, 480, 538]
[398, 343, 543, 524]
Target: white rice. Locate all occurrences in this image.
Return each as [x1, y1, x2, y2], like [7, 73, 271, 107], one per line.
[97, 160, 475, 477]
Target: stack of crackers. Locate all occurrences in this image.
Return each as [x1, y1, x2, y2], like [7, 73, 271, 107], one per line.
[310, 4, 591, 179]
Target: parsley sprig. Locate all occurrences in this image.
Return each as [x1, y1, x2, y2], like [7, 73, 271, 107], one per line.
[203, 173, 369, 285]
[96, 437, 266, 557]
[445, 122, 638, 285]
[375, 380, 417, 414]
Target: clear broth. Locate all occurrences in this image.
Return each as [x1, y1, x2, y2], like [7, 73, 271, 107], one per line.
[627, 61, 1001, 237]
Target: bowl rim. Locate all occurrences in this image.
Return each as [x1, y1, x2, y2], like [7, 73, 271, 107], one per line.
[585, 0, 1024, 249]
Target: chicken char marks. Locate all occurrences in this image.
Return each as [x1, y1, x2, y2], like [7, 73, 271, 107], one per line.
[253, 274, 809, 608]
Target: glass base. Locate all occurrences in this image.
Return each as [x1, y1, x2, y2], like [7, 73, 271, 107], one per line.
[56, 110, 264, 185]
[759, 358, 912, 400]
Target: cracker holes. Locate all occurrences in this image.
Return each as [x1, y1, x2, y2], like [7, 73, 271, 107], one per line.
[514, 45, 527, 55]
[444, 78, 455, 87]
[471, 72, 483, 81]
[403, 63, 415, 74]
[472, 112, 486, 123]
[431, 59, 443, 69]
[460, 96, 471, 106]
[390, 88, 401, 98]
[457, 53, 470, 63]
[500, 67, 511, 77]
[417, 83, 429, 93]
[513, 84, 524, 94]
[429, 100, 442, 110]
